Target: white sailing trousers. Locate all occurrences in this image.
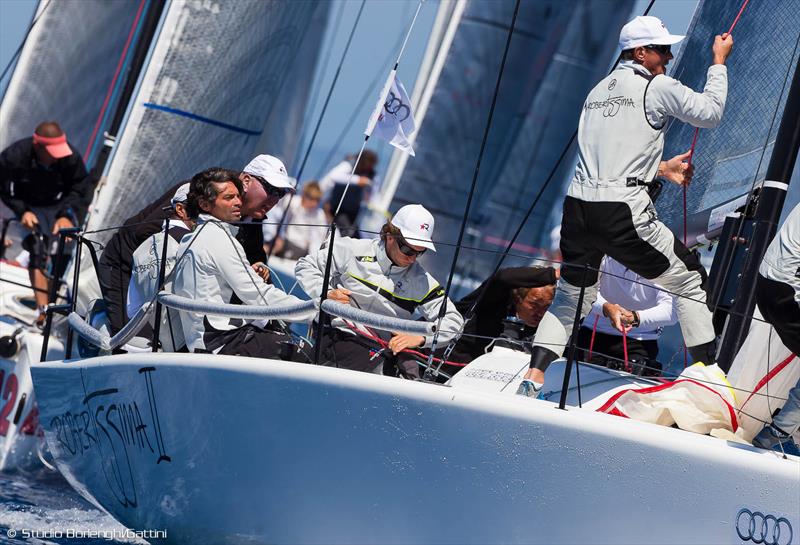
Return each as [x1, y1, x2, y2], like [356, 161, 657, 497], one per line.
[532, 186, 715, 366]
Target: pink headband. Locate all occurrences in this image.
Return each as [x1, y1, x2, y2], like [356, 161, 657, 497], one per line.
[32, 133, 67, 145]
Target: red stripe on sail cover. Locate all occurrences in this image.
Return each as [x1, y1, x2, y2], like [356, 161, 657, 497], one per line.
[596, 378, 739, 432]
[738, 353, 797, 413]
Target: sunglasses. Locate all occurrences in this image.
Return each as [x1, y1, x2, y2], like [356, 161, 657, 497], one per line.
[645, 44, 671, 55]
[251, 174, 289, 199]
[396, 233, 427, 257]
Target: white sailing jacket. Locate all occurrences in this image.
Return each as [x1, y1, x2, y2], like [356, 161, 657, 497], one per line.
[295, 237, 464, 347]
[173, 215, 305, 352]
[760, 202, 800, 303]
[127, 222, 190, 351]
[569, 60, 727, 203]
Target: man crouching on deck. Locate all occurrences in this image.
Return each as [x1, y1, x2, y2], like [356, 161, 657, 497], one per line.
[173, 168, 305, 358]
[295, 204, 464, 378]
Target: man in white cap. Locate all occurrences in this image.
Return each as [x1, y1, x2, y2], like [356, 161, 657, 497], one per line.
[295, 204, 463, 378]
[98, 153, 293, 334]
[236, 154, 297, 265]
[0, 121, 94, 322]
[518, 16, 734, 398]
[125, 183, 193, 351]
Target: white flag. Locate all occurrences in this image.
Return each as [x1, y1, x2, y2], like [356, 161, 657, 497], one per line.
[364, 70, 416, 156]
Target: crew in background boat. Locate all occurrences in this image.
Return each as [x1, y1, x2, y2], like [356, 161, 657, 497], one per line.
[448, 266, 557, 364]
[97, 154, 292, 334]
[0, 121, 94, 325]
[126, 183, 193, 352]
[320, 150, 378, 237]
[173, 168, 304, 358]
[519, 16, 734, 398]
[295, 204, 464, 378]
[262, 181, 327, 260]
[751, 203, 800, 450]
[575, 257, 677, 376]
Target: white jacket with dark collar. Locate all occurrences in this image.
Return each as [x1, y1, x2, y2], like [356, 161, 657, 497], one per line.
[295, 236, 463, 347]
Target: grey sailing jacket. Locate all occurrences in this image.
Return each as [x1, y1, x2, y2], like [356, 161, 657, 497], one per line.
[296, 236, 463, 347]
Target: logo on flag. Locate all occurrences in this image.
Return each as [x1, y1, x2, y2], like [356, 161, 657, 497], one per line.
[365, 71, 417, 156]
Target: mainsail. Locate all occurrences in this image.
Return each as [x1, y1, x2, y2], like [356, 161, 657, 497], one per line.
[375, 0, 633, 285]
[0, 0, 147, 155]
[86, 0, 330, 234]
[657, 0, 800, 245]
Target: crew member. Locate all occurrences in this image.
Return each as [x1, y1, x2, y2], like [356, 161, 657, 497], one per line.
[98, 154, 292, 333]
[519, 16, 734, 398]
[0, 121, 94, 322]
[262, 181, 327, 260]
[449, 266, 557, 363]
[320, 150, 377, 237]
[126, 183, 193, 351]
[173, 168, 305, 357]
[751, 203, 800, 449]
[575, 257, 677, 376]
[295, 204, 464, 378]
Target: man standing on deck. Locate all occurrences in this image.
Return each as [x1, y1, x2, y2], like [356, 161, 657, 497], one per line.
[751, 203, 800, 449]
[0, 122, 95, 325]
[98, 154, 293, 334]
[518, 16, 734, 398]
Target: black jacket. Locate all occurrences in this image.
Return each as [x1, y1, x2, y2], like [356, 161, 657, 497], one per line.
[0, 137, 93, 222]
[450, 266, 557, 363]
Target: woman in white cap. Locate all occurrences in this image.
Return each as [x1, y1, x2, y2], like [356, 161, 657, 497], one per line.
[295, 204, 463, 378]
[519, 16, 734, 397]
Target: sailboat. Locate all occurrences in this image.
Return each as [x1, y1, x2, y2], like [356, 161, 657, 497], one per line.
[24, 0, 800, 543]
[0, 0, 330, 471]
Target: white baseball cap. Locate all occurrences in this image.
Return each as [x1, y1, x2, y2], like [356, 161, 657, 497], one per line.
[391, 204, 436, 252]
[242, 154, 296, 191]
[619, 16, 684, 51]
[170, 182, 190, 207]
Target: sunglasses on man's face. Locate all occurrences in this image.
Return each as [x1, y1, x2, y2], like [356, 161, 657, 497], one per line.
[396, 234, 426, 257]
[252, 175, 289, 199]
[645, 44, 671, 55]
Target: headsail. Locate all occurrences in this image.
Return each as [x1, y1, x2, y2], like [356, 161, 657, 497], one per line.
[657, 0, 800, 245]
[0, 0, 147, 155]
[86, 0, 330, 234]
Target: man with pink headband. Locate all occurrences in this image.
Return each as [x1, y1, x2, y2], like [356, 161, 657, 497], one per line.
[0, 121, 94, 323]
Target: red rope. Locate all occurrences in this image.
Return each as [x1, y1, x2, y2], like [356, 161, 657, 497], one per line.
[83, 0, 147, 160]
[588, 314, 600, 360]
[622, 327, 630, 373]
[344, 323, 467, 367]
[727, 0, 750, 34]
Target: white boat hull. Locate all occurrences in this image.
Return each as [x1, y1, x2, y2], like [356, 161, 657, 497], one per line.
[31, 353, 798, 544]
[0, 261, 64, 470]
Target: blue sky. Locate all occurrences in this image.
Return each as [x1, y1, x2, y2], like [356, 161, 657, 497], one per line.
[0, 0, 700, 179]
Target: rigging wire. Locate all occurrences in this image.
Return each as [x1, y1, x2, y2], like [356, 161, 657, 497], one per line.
[424, 0, 523, 379]
[265, 0, 367, 262]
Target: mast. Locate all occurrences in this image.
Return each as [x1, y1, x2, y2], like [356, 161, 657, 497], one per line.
[715, 58, 800, 371]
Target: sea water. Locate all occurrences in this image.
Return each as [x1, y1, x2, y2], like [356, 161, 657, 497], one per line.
[0, 469, 147, 545]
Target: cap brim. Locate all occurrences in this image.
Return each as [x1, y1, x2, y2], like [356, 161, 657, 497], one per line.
[262, 172, 297, 190]
[45, 142, 72, 159]
[649, 34, 684, 46]
[399, 228, 436, 252]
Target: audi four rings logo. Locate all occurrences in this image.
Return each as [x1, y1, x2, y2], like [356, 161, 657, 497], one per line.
[736, 508, 793, 545]
[383, 91, 410, 122]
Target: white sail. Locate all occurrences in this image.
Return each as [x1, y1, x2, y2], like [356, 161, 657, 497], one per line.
[87, 0, 330, 234]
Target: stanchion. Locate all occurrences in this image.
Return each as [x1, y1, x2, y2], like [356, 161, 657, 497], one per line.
[558, 264, 589, 411]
